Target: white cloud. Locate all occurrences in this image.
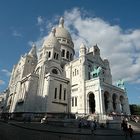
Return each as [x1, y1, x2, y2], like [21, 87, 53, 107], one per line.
[0, 80, 5, 85]
[37, 16, 47, 35]
[12, 30, 22, 37]
[63, 8, 140, 83]
[34, 8, 140, 84]
[1, 69, 11, 77]
[28, 37, 45, 49]
[37, 16, 44, 25]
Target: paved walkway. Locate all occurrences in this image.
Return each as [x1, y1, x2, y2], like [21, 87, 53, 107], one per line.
[0, 120, 140, 140]
[128, 122, 140, 133]
[9, 121, 124, 136]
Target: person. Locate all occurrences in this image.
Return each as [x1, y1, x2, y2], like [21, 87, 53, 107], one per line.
[78, 119, 82, 132]
[128, 125, 133, 139]
[90, 121, 95, 133]
[94, 120, 97, 130]
[121, 120, 128, 140]
[41, 115, 47, 124]
[106, 120, 109, 128]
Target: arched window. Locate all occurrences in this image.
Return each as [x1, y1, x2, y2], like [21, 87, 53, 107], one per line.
[48, 51, 51, 57]
[77, 70, 79, 75]
[54, 53, 56, 59]
[52, 69, 58, 74]
[61, 49, 65, 57]
[66, 51, 69, 59]
[75, 97, 77, 106]
[75, 69, 76, 76]
[70, 53, 73, 60]
[64, 89, 66, 100]
[59, 84, 62, 99]
[72, 97, 74, 107]
[56, 54, 59, 60]
[54, 88, 57, 99]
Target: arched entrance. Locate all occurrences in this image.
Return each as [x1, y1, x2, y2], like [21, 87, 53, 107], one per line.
[88, 93, 95, 114]
[120, 96, 124, 113]
[104, 91, 109, 113]
[112, 94, 117, 111]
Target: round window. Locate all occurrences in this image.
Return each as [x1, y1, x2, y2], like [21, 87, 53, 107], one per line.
[52, 69, 58, 74]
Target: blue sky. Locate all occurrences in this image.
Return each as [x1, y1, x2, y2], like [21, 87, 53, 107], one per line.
[0, 0, 140, 104]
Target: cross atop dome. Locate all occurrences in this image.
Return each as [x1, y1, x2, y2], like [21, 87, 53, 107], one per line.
[51, 27, 56, 36]
[80, 42, 86, 49]
[59, 17, 64, 27]
[32, 43, 36, 48]
[28, 43, 37, 58]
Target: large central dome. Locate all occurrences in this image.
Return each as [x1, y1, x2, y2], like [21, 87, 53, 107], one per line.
[55, 26, 72, 41]
[55, 17, 72, 41]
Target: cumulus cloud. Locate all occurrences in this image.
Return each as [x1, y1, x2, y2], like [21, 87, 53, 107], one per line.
[12, 30, 22, 37]
[28, 37, 45, 49]
[37, 16, 44, 25]
[0, 80, 5, 85]
[1, 69, 11, 77]
[37, 16, 47, 34]
[62, 8, 140, 83]
[34, 8, 140, 84]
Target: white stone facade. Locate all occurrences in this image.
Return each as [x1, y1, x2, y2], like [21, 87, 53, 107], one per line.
[0, 90, 7, 113]
[4, 17, 130, 115]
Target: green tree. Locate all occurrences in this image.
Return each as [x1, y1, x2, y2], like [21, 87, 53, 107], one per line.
[130, 104, 140, 115]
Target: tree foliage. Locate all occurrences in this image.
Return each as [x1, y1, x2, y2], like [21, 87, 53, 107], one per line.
[130, 104, 140, 115]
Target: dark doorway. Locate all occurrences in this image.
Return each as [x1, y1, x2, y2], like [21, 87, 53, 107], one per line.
[104, 92, 109, 112]
[120, 96, 124, 113]
[89, 93, 95, 114]
[112, 94, 117, 111]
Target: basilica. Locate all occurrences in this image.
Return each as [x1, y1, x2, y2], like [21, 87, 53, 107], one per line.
[3, 17, 130, 116]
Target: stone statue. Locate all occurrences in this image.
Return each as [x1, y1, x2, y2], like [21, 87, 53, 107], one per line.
[90, 66, 102, 78]
[116, 79, 125, 90]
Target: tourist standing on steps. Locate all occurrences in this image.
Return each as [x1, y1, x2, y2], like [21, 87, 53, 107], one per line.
[93, 120, 97, 130]
[128, 125, 133, 139]
[78, 119, 82, 132]
[90, 121, 94, 133]
[121, 120, 128, 139]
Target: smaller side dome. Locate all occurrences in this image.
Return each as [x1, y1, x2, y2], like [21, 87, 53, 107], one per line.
[43, 27, 61, 49]
[28, 44, 37, 58]
[79, 43, 86, 57]
[80, 43, 86, 49]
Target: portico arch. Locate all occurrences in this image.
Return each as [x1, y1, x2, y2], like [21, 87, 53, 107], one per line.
[120, 95, 124, 113]
[104, 91, 110, 113]
[112, 94, 118, 111]
[88, 92, 96, 114]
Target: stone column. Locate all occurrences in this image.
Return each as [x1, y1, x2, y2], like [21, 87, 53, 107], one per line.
[107, 98, 113, 113]
[116, 99, 121, 114]
[122, 98, 130, 115]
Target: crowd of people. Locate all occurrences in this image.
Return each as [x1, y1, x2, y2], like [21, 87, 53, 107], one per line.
[78, 118, 98, 133]
[121, 119, 134, 139]
[78, 116, 135, 139]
